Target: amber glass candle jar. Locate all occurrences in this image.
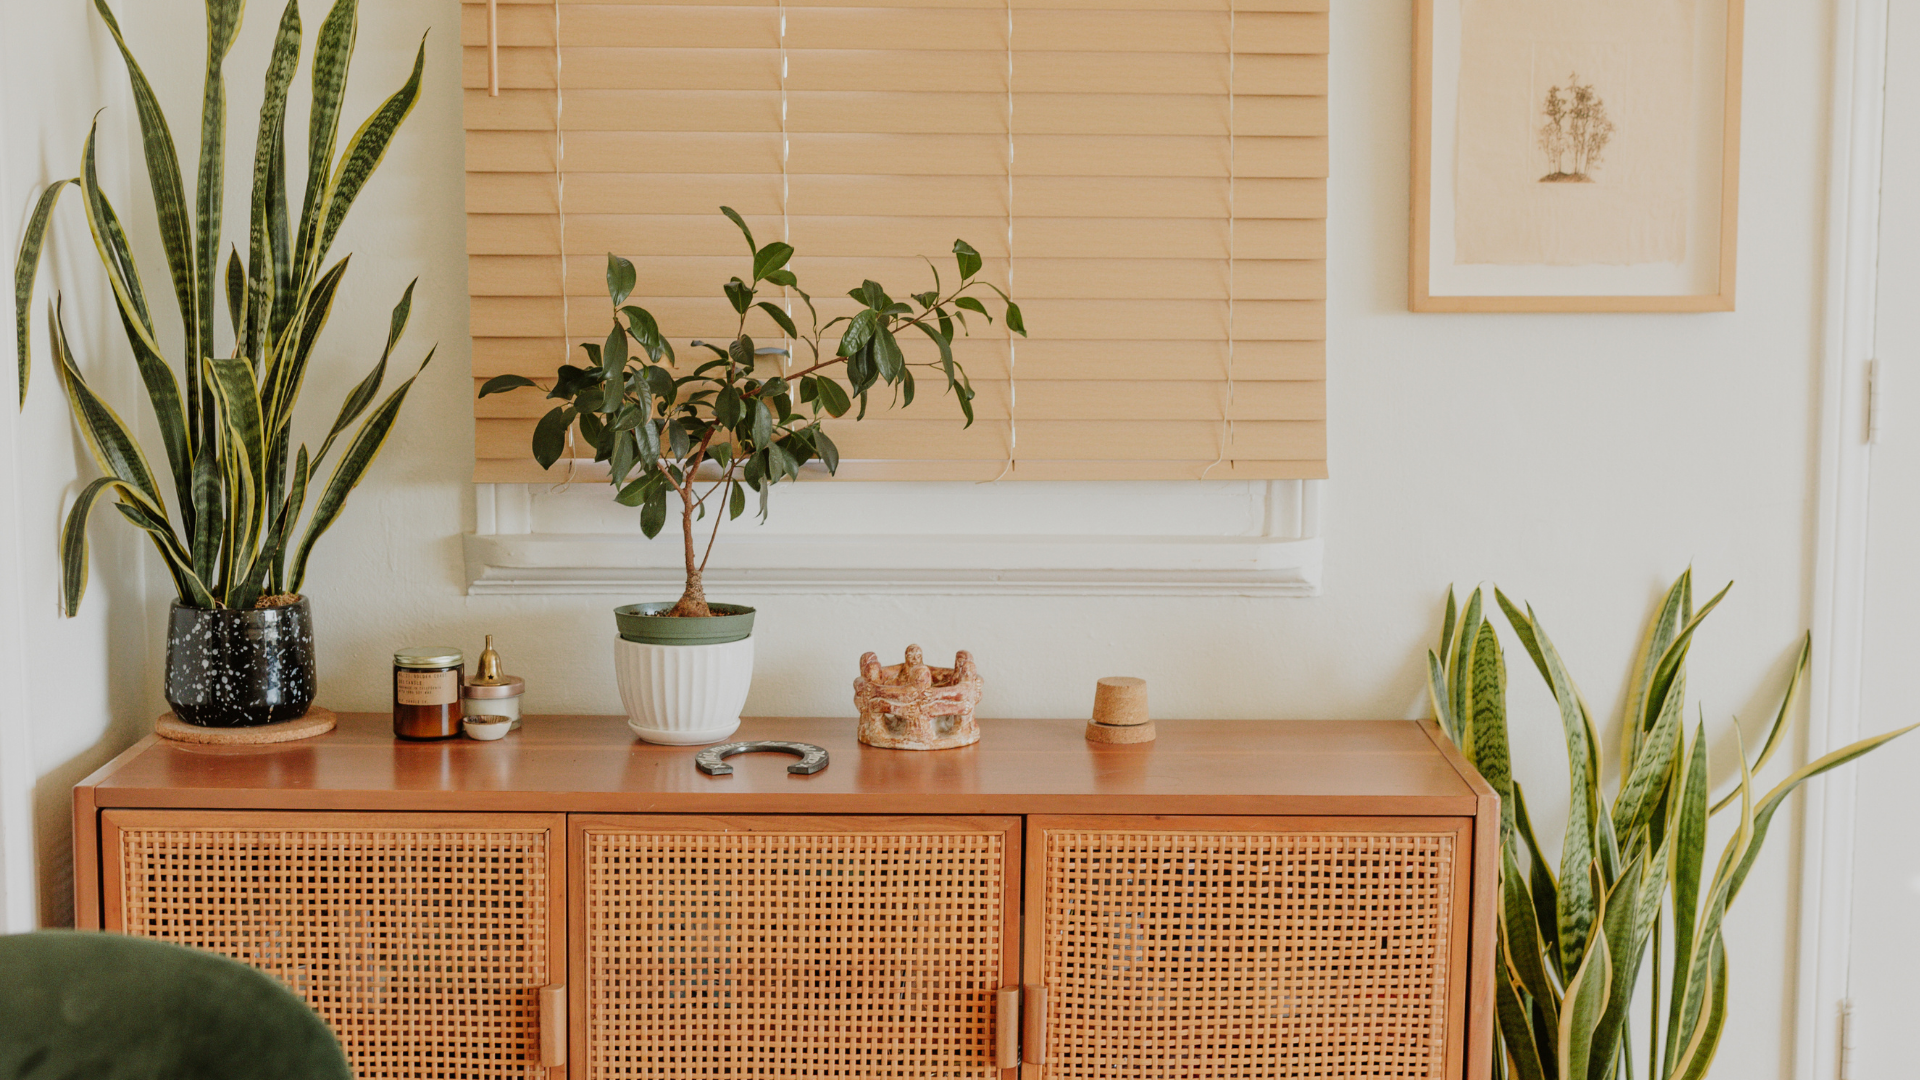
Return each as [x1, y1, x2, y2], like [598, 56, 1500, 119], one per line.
[393, 647, 464, 739]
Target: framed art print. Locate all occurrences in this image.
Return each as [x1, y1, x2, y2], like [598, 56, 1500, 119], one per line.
[1411, 0, 1743, 311]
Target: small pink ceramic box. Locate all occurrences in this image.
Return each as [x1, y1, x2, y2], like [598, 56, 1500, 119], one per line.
[854, 645, 982, 750]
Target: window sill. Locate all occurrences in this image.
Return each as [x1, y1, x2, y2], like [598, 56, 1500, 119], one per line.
[465, 479, 1324, 598]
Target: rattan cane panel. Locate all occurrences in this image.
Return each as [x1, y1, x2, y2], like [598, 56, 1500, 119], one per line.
[116, 825, 552, 1079]
[584, 826, 1008, 1078]
[1040, 830, 1456, 1079]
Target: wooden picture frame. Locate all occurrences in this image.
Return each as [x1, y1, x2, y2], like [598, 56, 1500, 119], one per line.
[1411, 0, 1744, 312]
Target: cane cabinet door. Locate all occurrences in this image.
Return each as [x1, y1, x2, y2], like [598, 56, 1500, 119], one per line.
[1024, 816, 1474, 1080]
[102, 811, 567, 1079]
[572, 815, 1021, 1080]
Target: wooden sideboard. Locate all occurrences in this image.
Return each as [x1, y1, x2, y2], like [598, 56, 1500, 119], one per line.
[74, 715, 1497, 1080]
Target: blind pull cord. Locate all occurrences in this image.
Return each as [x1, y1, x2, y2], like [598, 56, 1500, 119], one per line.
[1202, 3, 1236, 479]
[985, 0, 1016, 483]
[553, 0, 577, 490]
[780, 2, 792, 369]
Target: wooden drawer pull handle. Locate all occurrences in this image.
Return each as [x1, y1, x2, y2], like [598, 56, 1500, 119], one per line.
[539, 984, 567, 1067]
[1023, 984, 1047, 1065]
[996, 986, 1021, 1069]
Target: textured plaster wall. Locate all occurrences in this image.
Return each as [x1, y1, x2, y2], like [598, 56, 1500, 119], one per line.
[10, 1, 1843, 1074]
[0, 0, 157, 930]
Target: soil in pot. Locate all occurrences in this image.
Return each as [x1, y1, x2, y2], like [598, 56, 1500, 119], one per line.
[165, 597, 316, 727]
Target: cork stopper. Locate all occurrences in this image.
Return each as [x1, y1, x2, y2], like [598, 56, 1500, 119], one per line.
[1090, 676, 1148, 726]
[1087, 676, 1154, 744]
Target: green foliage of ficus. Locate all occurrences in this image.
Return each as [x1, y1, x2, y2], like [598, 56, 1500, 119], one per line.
[479, 208, 1025, 618]
[1430, 571, 1917, 1080]
[13, 0, 434, 613]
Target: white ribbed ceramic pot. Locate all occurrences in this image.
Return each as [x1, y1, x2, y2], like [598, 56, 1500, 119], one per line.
[613, 635, 754, 744]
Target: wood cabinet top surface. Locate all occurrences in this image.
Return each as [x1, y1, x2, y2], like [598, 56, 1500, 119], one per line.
[78, 714, 1489, 815]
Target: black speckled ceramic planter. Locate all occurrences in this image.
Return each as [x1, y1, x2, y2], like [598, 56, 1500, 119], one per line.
[165, 598, 316, 727]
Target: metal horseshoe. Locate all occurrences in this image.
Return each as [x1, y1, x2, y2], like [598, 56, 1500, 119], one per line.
[695, 741, 830, 776]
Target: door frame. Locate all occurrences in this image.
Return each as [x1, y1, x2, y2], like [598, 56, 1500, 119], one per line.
[1802, 1, 1893, 1078]
[1023, 815, 1475, 1080]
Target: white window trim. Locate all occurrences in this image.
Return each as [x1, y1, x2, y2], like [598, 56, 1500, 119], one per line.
[465, 479, 1324, 597]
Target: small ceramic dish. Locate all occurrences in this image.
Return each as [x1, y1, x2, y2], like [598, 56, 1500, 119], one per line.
[463, 715, 513, 741]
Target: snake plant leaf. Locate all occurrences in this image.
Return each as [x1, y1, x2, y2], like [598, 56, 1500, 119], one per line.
[1612, 654, 1688, 846]
[1711, 632, 1810, 815]
[1500, 842, 1560, 1054]
[1426, 650, 1457, 744]
[1721, 717, 1920, 909]
[111, 304, 193, 526]
[1673, 725, 1754, 1076]
[316, 36, 426, 264]
[205, 356, 268, 572]
[1513, 782, 1563, 983]
[1637, 578, 1729, 755]
[315, 279, 413, 467]
[1495, 587, 1550, 687]
[1466, 621, 1515, 839]
[194, 0, 246, 382]
[1438, 585, 1458, 678]
[248, 0, 301, 362]
[1586, 851, 1656, 1080]
[1664, 721, 1710, 1077]
[1557, 893, 1613, 1080]
[224, 246, 245, 339]
[62, 477, 211, 616]
[1672, 935, 1728, 1080]
[1525, 606, 1603, 975]
[48, 302, 163, 508]
[1494, 963, 1549, 1080]
[264, 255, 350, 433]
[110, 495, 215, 609]
[13, 179, 77, 405]
[1621, 570, 1692, 783]
[187, 442, 220, 585]
[288, 347, 432, 593]
[297, 0, 358, 288]
[79, 125, 160, 349]
[90, 0, 198, 369]
[1449, 587, 1482, 729]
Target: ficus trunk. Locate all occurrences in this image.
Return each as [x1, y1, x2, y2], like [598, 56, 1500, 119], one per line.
[667, 489, 712, 618]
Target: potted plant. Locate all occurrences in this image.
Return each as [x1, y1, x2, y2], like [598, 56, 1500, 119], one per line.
[14, 0, 433, 726]
[1426, 572, 1919, 1080]
[480, 209, 1022, 743]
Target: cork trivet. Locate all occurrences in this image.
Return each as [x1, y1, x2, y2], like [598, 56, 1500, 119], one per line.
[155, 705, 336, 745]
[1086, 719, 1156, 744]
[1091, 676, 1149, 726]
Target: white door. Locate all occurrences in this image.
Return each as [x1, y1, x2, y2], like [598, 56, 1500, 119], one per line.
[1843, 1, 1920, 1073]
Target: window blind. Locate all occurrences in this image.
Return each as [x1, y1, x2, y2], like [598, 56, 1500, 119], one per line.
[462, 0, 1326, 482]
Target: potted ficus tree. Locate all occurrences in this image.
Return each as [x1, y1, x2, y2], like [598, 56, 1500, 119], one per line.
[480, 208, 1022, 744]
[14, 0, 433, 726]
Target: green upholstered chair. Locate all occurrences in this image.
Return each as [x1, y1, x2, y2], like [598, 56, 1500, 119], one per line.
[0, 931, 351, 1080]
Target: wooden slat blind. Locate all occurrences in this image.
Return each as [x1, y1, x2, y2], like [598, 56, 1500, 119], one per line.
[463, 0, 1327, 482]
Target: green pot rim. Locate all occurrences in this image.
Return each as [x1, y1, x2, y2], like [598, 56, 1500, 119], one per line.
[615, 602, 757, 645]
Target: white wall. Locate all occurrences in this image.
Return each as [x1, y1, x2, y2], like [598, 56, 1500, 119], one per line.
[0, 0, 157, 931]
[10, 0, 1850, 1075]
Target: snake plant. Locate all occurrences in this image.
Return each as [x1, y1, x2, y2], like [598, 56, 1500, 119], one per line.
[1429, 572, 1917, 1080]
[12, 0, 432, 613]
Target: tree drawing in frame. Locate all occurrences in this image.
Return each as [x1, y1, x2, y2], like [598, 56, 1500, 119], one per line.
[1537, 72, 1615, 182]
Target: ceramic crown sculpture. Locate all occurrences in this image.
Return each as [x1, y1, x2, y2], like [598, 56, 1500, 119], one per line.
[855, 645, 982, 750]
